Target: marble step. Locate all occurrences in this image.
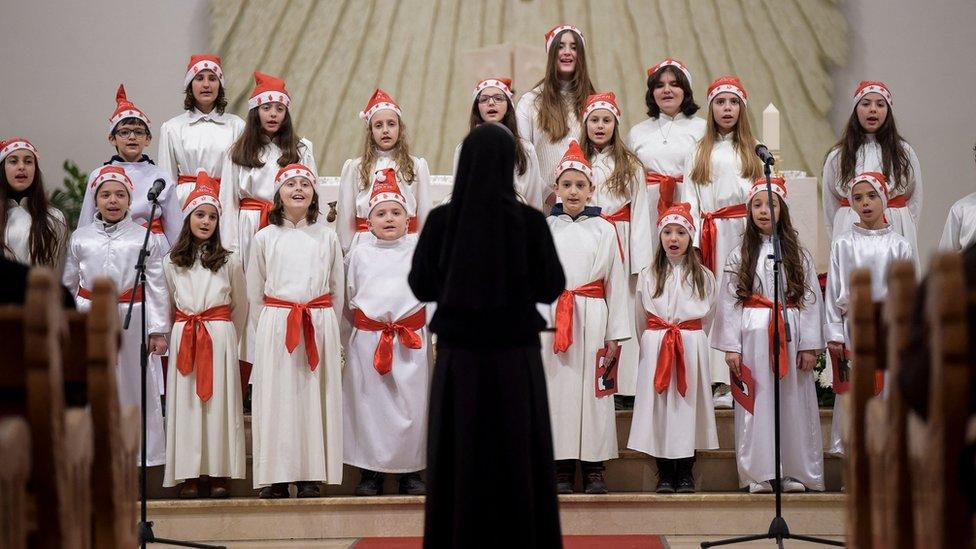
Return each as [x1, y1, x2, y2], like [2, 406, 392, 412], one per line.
[146, 493, 845, 542]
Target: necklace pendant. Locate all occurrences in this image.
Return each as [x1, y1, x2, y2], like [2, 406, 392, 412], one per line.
[663, 138, 668, 144]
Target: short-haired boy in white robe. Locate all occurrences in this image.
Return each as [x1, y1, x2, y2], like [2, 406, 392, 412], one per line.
[343, 168, 430, 497]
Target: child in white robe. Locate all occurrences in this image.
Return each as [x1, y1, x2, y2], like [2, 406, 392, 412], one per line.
[62, 165, 170, 466]
[343, 168, 430, 496]
[337, 88, 431, 252]
[628, 203, 718, 493]
[580, 91, 653, 402]
[711, 177, 825, 493]
[162, 173, 247, 498]
[824, 172, 914, 455]
[940, 190, 976, 251]
[246, 163, 344, 498]
[541, 141, 629, 495]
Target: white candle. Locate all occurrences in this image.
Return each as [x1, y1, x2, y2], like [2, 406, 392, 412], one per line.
[763, 103, 780, 152]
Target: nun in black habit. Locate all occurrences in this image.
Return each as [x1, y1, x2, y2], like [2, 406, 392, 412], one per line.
[409, 123, 565, 548]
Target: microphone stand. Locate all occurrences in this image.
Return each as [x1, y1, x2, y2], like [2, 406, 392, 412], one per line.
[702, 161, 843, 548]
[122, 197, 224, 549]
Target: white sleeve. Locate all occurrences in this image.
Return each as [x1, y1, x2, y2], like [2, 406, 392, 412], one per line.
[797, 253, 826, 352]
[603, 226, 632, 343]
[680, 150, 702, 247]
[337, 158, 359, 252]
[78, 170, 98, 229]
[61, 235, 80, 297]
[244, 231, 267, 359]
[710, 255, 743, 353]
[413, 157, 432, 231]
[939, 203, 962, 250]
[821, 150, 842, 242]
[522, 143, 546, 213]
[515, 93, 535, 145]
[144, 238, 171, 336]
[157, 122, 180, 182]
[218, 154, 240, 252]
[228, 253, 248, 343]
[903, 143, 923, 224]
[823, 242, 847, 344]
[156, 169, 183, 245]
[627, 166, 653, 274]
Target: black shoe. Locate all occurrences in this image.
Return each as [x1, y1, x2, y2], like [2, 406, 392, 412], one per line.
[258, 482, 289, 499]
[555, 460, 576, 494]
[675, 457, 696, 493]
[583, 471, 608, 494]
[355, 470, 385, 496]
[655, 458, 675, 494]
[296, 481, 320, 498]
[398, 473, 426, 495]
[614, 395, 635, 410]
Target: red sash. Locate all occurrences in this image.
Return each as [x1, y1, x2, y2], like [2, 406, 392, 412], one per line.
[700, 203, 748, 273]
[77, 286, 142, 303]
[175, 304, 232, 402]
[263, 294, 334, 370]
[240, 198, 273, 230]
[355, 216, 419, 234]
[645, 313, 704, 397]
[553, 280, 606, 354]
[600, 203, 631, 262]
[743, 294, 798, 379]
[645, 172, 683, 217]
[141, 218, 165, 234]
[352, 308, 426, 375]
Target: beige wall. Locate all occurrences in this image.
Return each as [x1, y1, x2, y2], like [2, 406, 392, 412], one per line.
[3, 0, 974, 263]
[829, 0, 976, 263]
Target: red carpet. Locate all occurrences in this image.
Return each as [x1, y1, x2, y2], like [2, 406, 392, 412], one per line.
[351, 535, 665, 548]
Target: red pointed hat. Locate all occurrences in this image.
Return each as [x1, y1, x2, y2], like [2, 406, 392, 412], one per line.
[367, 168, 408, 213]
[360, 88, 402, 124]
[647, 57, 692, 84]
[248, 71, 291, 110]
[108, 84, 151, 135]
[182, 171, 222, 216]
[853, 80, 892, 108]
[545, 24, 585, 52]
[184, 54, 224, 87]
[658, 202, 696, 237]
[748, 176, 788, 202]
[707, 76, 747, 106]
[274, 163, 315, 193]
[472, 77, 514, 100]
[583, 92, 621, 121]
[0, 137, 38, 163]
[553, 140, 592, 181]
[91, 165, 134, 195]
[848, 171, 890, 209]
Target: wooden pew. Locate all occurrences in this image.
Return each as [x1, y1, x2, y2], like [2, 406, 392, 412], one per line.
[846, 267, 879, 548]
[0, 268, 94, 548]
[84, 278, 139, 548]
[0, 416, 31, 549]
[907, 252, 974, 548]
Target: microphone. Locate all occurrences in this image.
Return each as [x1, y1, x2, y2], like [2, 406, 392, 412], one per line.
[147, 178, 166, 201]
[755, 143, 776, 165]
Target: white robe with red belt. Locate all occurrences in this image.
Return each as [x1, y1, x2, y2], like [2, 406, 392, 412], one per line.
[62, 213, 170, 466]
[628, 260, 718, 459]
[589, 151, 653, 396]
[162, 252, 247, 486]
[158, 108, 245, 205]
[342, 236, 430, 473]
[246, 218, 344, 487]
[711, 240, 825, 489]
[336, 151, 431, 252]
[541, 207, 630, 462]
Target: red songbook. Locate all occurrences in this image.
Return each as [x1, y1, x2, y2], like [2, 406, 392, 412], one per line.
[731, 363, 756, 414]
[595, 346, 619, 398]
[829, 345, 851, 395]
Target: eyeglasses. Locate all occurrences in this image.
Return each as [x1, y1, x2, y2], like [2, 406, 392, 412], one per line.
[115, 129, 148, 138]
[477, 94, 508, 105]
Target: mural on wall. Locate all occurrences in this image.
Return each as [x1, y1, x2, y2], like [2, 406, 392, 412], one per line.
[212, 0, 848, 177]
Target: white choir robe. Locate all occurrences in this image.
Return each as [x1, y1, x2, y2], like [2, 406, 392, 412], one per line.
[516, 86, 581, 200]
[939, 191, 976, 250]
[342, 236, 430, 473]
[682, 132, 753, 386]
[62, 213, 170, 466]
[3, 198, 68, 269]
[246, 218, 344, 487]
[821, 136, 923, 263]
[449, 139, 546, 212]
[336, 151, 431, 252]
[80, 159, 183, 249]
[162, 252, 247, 486]
[824, 225, 914, 455]
[158, 108, 246, 205]
[629, 261, 719, 459]
[540, 207, 631, 462]
[218, 139, 318, 269]
[711, 240, 826, 490]
[589, 151, 654, 396]
[627, 113, 707, 253]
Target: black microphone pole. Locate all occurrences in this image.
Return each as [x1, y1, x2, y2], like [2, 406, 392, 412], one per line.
[702, 150, 843, 548]
[123, 188, 224, 549]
